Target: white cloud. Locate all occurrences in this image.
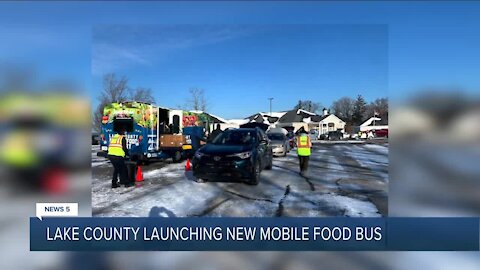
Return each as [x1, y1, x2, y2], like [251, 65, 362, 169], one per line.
[91, 25, 261, 76]
[92, 43, 150, 76]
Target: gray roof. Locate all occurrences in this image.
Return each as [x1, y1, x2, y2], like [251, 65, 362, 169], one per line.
[368, 118, 388, 126]
[278, 109, 322, 123]
[245, 113, 280, 124]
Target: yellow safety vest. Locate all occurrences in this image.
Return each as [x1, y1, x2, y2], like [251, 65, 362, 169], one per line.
[108, 134, 125, 157]
[297, 135, 311, 156]
[0, 132, 38, 167]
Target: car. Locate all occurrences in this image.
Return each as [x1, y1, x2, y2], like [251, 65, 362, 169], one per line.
[327, 131, 343, 141]
[92, 132, 100, 145]
[267, 133, 289, 157]
[192, 128, 273, 185]
[309, 129, 319, 141]
[375, 129, 388, 138]
[286, 131, 295, 148]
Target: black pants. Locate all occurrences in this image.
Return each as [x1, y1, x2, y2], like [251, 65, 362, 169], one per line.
[108, 155, 129, 185]
[298, 155, 310, 173]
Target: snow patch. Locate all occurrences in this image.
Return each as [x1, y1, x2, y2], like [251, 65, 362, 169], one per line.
[143, 165, 184, 179]
[284, 193, 381, 217]
[92, 160, 110, 167]
[336, 145, 388, 182]
[364, 144, 389, 155]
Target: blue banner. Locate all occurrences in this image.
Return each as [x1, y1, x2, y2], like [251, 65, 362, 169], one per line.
[30, 217, 478, 251]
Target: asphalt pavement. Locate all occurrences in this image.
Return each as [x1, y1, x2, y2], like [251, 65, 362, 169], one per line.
[92, 143, 388, 217]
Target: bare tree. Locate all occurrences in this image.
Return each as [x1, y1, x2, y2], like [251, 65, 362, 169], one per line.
[200, 91, 207, 112]
[129, 87, 156, 104]
[100, 73, 129, 103]
[187, 87, 208, 111]
[331, 97, 354, 122]
[293, 100, 321, 114]
[93, 73, 129, 132]
[365, 97, 388, 120]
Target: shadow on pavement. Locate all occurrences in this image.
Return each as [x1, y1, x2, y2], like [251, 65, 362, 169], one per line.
[149, 206, 176, 217]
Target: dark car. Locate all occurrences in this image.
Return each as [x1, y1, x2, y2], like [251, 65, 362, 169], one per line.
[192, 128, 273, 185]
[286, 131, 295, 148]
[318, 134, 327, 140]
[328, 130, 343, 141]
[92, 132, 100, 145]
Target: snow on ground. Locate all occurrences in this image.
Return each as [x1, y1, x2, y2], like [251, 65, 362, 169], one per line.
[313, 140, 365, 144]
[91, 145, 108, 167]
[282, 192, 381, 217]
[143, 165, 184, 179]
[91, 160, 110, 167]
[390, 142, 480, 217]
[363, 144, 389, 155]
[92, 144, 388, 217]
[334, 144, 388, 182]
[420, 145, 480, 177]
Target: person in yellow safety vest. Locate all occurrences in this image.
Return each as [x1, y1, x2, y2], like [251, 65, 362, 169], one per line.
[107, 129, 132, 188]
[0, 131, 38, 168]
[296, 131, 312, 177]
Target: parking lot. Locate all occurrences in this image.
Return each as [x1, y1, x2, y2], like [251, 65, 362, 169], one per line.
[92, 142, 388, 217]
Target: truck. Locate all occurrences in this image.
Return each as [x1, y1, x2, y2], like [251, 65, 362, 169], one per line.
[97, 101, 213, 163]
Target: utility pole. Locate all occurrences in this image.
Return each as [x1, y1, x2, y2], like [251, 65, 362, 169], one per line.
[268, 97, 274, 116]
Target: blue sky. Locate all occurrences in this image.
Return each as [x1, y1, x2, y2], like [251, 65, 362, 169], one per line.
[0, 1, 479, 118]
[92, 24, 387, 117]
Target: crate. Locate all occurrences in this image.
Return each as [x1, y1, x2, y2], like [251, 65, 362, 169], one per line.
[159, 134, 186, 148]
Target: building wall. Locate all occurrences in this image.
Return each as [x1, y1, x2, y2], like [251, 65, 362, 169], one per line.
[360, 117, 388, 132]
[318, 115, 346, 134]
[360, 125, 388, 132]
[308, 123, 319, 131]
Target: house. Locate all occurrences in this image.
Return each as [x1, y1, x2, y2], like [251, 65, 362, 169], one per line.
[276, 108, 345, 134]
[317, 110, 346, 135]
[276, 109, 317, 132]
[360, 116, 388, 132]
[188, 110, 231, 131]
[245, 111, 287, 126]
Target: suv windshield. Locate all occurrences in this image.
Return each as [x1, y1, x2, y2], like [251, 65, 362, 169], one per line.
[212, 130, 256, 145]
[267, 133, 285, 141]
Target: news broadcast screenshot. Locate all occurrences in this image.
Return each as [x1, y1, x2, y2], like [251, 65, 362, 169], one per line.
[1, 1, 479, 269]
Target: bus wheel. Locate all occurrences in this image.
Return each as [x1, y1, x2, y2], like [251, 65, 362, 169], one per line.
[172, 150, 182, 163]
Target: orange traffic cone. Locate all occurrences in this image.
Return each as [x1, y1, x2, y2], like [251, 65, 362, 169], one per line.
[42, 168, 68, 194]
[185, 158, 191, 171]
[136, 166, 144, 182]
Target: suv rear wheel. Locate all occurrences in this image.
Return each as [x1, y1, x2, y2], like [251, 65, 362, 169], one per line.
[248, 160, 261, 185]
[265, 154, 273, 170]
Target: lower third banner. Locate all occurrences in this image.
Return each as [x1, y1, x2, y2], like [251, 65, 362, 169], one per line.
[30, 217, 479, 251]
